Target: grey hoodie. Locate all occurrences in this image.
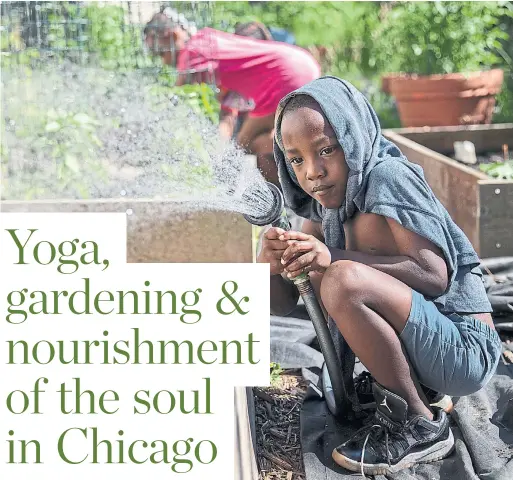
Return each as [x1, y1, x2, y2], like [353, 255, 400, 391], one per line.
[273, 76, 491, 314]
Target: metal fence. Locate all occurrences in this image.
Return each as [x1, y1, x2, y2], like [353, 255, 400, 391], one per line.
[0, 1, 214, 71]
[1, 2, 221, 202]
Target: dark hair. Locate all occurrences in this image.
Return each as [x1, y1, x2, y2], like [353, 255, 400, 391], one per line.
[234, 21, 273, 41]
[276, 95, 321, 151]
[144, 13, 174, 36]
[282, 94, 319, 116]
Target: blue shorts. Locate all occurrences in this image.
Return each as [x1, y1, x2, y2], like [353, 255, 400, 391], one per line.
[400, 290, 502, 396]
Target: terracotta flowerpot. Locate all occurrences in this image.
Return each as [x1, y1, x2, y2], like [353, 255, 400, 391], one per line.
[381, 73, 400, 95]
[383, 69, 504, 127]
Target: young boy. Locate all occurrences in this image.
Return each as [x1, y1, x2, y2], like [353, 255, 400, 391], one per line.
[143, 10, 320, 187]
[258, 77, 501, 475]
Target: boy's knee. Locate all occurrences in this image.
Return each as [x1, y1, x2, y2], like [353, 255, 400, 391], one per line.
[441, 374, 490, 397]
[320, 260, 368, 312]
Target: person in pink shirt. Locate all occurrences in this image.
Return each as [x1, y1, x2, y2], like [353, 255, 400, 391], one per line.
[144, 11, 321, 186]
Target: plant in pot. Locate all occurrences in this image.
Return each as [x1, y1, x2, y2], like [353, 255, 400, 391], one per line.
[378, 2, 511, 127]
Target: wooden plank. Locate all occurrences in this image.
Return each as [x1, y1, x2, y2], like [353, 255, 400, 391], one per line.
[384, 131, 486, 179]
[385, 124, 513, 154]
[384, 131, 481, 252]
[479, 182, 513, 257]
[234, 387, 259, 480]
[0, 199, 253, 263]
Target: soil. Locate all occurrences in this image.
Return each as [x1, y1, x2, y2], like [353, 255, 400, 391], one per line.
[253, 370, 308, 480]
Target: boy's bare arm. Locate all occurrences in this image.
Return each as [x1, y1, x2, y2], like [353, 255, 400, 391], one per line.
[175, 73, 187, 86]
[330, 218, 448, 298]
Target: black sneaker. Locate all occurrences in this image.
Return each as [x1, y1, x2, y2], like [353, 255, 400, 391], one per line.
[354, 371, 375, 409]
[332, 382, 454, 476]
[354, 371, 453, 413]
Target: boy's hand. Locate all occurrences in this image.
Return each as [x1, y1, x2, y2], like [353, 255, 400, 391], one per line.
[257, 227, 289, 276]
[280, 231, 331, 278]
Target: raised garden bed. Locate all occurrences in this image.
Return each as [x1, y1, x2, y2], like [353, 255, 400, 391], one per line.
[254, 369, 308, 480]
[383, 124, 513, 258]
[0, 199, 252, 263]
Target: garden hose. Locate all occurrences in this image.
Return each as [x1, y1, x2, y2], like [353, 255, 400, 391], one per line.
[243, 182, 352, 419]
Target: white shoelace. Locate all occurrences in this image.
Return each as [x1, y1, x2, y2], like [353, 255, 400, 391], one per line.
[360, 424, 382, 479]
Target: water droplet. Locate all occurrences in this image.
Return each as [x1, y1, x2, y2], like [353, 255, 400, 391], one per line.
[495, 188, 501, 195]
[496, 243, 501, 249]
[120, 190, 127, 196]
[126, 209, 133, 215]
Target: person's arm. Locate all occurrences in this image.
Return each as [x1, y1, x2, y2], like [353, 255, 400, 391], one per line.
[219, 109, 238, 140]
[175, 72, 187, 86]
[329, 218, 448, 297]
[280, 218, 448, 298]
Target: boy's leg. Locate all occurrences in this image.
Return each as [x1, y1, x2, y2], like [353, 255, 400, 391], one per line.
[320, 260, 433, 419]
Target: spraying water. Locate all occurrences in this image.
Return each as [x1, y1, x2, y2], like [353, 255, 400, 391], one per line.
[1, 55, 353, 419]
[1, 61, 276, 219]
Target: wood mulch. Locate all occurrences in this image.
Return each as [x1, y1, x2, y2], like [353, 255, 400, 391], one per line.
[253, 370, 308, 480]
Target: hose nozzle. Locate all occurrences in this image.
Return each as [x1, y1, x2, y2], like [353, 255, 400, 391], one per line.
[242, 182, 290, 230]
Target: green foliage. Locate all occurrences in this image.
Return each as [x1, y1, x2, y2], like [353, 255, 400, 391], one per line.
[154, 70, 220, 124]
[1, 101, 107, 200]
[270, 362, 284, 386]
[479, 160, 513, 179]
[377, 2, 511, 75]
[2, 75, 220, 201]
[82, 3, 157, 70]
[0, 2, 160, 70]
[494, 76, 513, 123]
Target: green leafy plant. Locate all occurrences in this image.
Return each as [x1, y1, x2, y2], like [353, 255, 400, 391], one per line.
[1, 93, 108, 200]
[83, 3, 158, 70]
[479, 160, 513, 179]
[153, 70, 220, 124]
[377, 2, 511, 75]
[270, 362, 284, 386]
[494, 79, 513, 123]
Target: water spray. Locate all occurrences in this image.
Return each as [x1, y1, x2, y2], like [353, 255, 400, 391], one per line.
[242, 182, 352, 419]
